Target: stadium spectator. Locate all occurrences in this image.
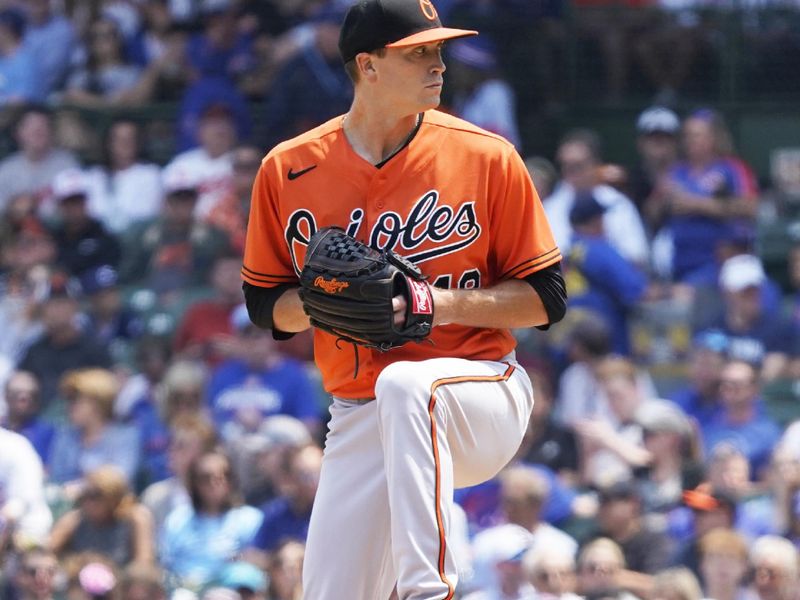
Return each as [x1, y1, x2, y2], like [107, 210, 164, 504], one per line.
[575, 537, 633, 599]
[48, 465, 155, 568]
[650, 566, 703, 600]
[261, 2, 353, 150]
[17, 277, 111, 413]
[48, 368, 140, 489]
[21, 0, 76, 99]
[172, 251, 245, 366]
[0, 105, 79, 212]
[699, 254, 796, 382]
[205, 144, 262, 253]
[674, 485, 738, 580]
[164, 104, 237, 218]
[206, 304, 322, 442]
[0, 370, 55, 463]
[187, 2, 255, 83]
[216, 561, 268, 600]
[118, 161, 230, 296]
[522, 547, 580, 599]
[265, 539, 304, 600]
[0, 8, 44, 105]
[84, 118, 163, 235]
[670, 330, 728, 429]
[4, 546, 62, 600]
[114, 335, 173, 425]
[628, 106, 681, 231]
[77, 265, 143, 353]
[446, 36, 521, 148]
[574, 357, 652, 486]
[634, 399, 699, 515]
[545, 129, 650, 265]
[49, 169, 122, 278]
[159, 449, 263, 592]
[564, 191, 652, 355]
[117, 563, 168, 600]
[662, 109, 758, 301]
[249, 444, 322, 560]
[496, 464, 578, 557]
[747, 535, 799, 600]
[62, 17, 164, 109]
[0, 427, 53, 546]
[128, 359, 211, 487]
[515, 369, 579, 483]
[464, 523, 536, 600]
[698, 527, 754, 600]
[591, 479, 674, 577]
[701, 359, 781, 477]
[140, 413, 217, 532]
[229, 414, 313, 507]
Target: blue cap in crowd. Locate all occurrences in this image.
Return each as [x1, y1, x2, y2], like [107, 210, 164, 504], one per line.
[79, 265, 119, 295]
[218, 561, 268, 593]
[569, 191, 606, 226]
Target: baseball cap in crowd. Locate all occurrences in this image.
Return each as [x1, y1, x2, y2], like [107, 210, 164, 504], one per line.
[569, 191, 606, 226]
[239, 414, 313, 455]
[162, 162, 200, 196]
[636, 106, 680, 136]
[53, 169, 90, 202]
[718, 254, 766, 292]
[79, 265, 119, 295]
[692, 329, 729, 354]
[635, 399, 692, 437]
[682, 484, 737, 513]
[338, 0, 478, 63]
[218, 561, 268, 595]
[448, 37, 497, 71]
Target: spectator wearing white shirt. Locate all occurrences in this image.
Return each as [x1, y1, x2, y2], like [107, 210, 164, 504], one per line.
[0, 426, 53, 546]
[545, 129, 650, 266]
[85, 118, 163, 234]
[163, 104, 236, 219]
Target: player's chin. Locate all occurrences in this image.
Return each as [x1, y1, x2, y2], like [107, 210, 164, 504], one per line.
[420, 91, 442, 110]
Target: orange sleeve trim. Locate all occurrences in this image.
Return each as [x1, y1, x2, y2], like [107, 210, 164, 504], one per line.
[427, 363, 517, 600]
[500, 247, 561, 279]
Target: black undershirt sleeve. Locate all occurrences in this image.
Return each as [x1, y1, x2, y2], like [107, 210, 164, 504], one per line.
[523, 262, 567, 331]
[242, 281, 298, 340]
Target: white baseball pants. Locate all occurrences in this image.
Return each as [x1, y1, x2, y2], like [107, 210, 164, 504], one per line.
[302, 354, 534, 600]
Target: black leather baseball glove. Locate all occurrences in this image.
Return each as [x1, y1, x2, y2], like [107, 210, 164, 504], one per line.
[298, 227, 434, 351]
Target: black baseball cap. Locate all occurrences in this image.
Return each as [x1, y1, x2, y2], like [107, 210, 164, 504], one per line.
[338, 0, 478, 63]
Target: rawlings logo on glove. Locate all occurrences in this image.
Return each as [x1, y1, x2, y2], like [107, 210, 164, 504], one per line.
[298, 226, 434, 352]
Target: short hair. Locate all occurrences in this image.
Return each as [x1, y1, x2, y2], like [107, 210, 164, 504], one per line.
[60, 368, 119, 420]
[82, 465, 134, 519]
[749, 535, 799, 580]
[344, 48, 387, 83]
[651, 567, 703, 600]
[596, 356, 638, 385]
[498, 464, 550, 504]
[699, 527, 748, 561]
[578, 538, 625, 570]
[558, 129, 603, 162]
[157, 360, 207, 422]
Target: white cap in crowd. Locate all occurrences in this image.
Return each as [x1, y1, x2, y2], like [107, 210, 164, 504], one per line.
[719, 254, 766, 292]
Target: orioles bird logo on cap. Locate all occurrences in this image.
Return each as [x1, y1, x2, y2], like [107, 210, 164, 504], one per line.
[419, 0, 438, 21]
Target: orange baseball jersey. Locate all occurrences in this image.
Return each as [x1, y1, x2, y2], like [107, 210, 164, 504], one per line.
[242, 109, 561, 399]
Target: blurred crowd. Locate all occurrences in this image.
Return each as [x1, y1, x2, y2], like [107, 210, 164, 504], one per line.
[1, 1, 800, 600]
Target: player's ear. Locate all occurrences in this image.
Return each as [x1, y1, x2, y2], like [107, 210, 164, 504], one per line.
[356, 53, 378, 80]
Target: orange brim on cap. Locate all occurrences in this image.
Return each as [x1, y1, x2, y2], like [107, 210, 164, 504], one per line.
[682, 489, 720, 511]
[385, 27, 478, 48]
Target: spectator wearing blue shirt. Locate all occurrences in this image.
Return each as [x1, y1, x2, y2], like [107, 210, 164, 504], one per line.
[0, 9, 43, 105]
[22, 0, 76, 98]
[207, 304, 323, 442]
[250, 444, 322, 559]
[187, 4, 254, 81]
[701, 360, 781, 478]
[261, 2, 353, 150]
[565, 191, 651, 355]
[663, 109, 759, 298]
[702, 254, 796, 382]
[48, 368, 141, 492]
[670, 330, 728, 430]
[0, 370, 54, 463]
[160, 449, 263, 592]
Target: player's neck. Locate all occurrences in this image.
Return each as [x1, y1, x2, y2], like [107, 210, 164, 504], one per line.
[343, 103, 422, 165]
